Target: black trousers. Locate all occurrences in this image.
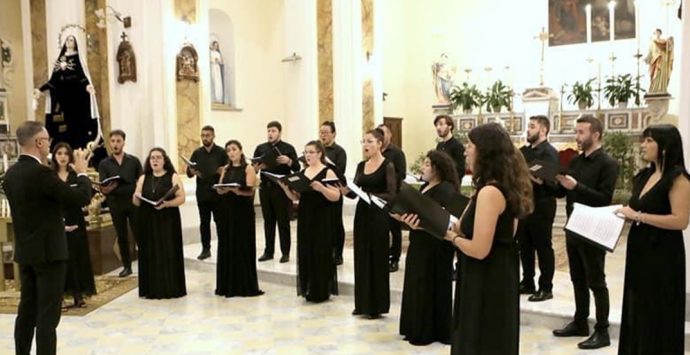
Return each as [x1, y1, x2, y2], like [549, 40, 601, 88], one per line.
[259, 182, 291, 257]
[15, 261, 67, 355]
[197, 199, 223, 251]
[388, 217, 402, 262]
[109, 197, 138, 269]
[333, 197, 345, 259]
[566, 233, 609, 331]
[517, 198, 556, 291]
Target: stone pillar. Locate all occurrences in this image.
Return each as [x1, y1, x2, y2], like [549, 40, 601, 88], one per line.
[677, 0, 690, 299]
[317, 0, 334, 126]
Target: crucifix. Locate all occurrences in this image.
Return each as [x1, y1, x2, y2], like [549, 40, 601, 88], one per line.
[120, 32, 128, 42]
[534, 27, 554, 86]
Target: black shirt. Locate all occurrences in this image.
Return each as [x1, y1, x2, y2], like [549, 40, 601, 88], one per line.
[436, 136, 466, 181]
[254, 140, 301, 184]
[186, 144, 228, 202]
[555, 147, 619, 216]
[324, 142, 347, 177]
[520, 140, 560, 202]
[382, 143, 406, 189]
[98, 153, 143, 199]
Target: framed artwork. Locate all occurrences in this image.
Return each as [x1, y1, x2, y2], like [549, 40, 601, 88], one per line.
[553, 113, 580, 132]
[549, 0, 587, 46]
[607, 112, 630, 130]
[458, 118, 476, 132]
[591, 2, 611, 42]
[0, 136, 19, 159]
[614, 1, 636, 40]
[176, 44, 199, 82]
[116, 35, 137, 84]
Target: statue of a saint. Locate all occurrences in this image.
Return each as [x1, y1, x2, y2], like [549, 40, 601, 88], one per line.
[210, 41, 225, 104]
[33, 35, 100, 151]
[431, 53, 455, 105]
[644, 29, 674, 94]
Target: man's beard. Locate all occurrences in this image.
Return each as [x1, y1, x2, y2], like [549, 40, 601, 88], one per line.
[526, 132, 539, 144]
[202, 140, 213, 147]
[437, 128, 450, 138]
[578, 137, 593, 152]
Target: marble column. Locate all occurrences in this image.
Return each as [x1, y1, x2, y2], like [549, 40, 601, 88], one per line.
[361, 0, 374, 133]
[317, 0, 334, 125]
[677, 0, 690, 294]
[85, 0, 111, 141]
[29, 0, 47, 122]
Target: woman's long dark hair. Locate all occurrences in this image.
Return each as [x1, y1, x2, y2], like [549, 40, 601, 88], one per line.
[426, 150, 460, 191]
[225, 139, 248, 169]
[143, 147, 176, 175]
[641, 124, 690, 179]
[50, 142, 74, 173]
[468, 123, 533, 218]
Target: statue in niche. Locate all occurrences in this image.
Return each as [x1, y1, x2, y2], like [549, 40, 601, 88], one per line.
[116, 33, 137, 84]
[431, 53, 456, 105]
[644, 28, 674, 94]
[0, 38, 13, 88]
[176, 45, 199, 82]
[33, 35, 101, 151]
[209, 40, 225, 104]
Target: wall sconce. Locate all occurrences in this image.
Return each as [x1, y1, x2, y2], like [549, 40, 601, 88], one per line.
[95, 6, 132, 29]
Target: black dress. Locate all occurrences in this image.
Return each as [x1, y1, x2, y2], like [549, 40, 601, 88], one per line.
[351, 159, 396, 316]
[618, 167, 687, 354]
[452, 184, 519, 355]
[137, 171, 186, 299]
[62, 171, 96, 298]
[399, 181, 455, 345]
[215, 165, 263, 297]
[296, 167, 338, 302]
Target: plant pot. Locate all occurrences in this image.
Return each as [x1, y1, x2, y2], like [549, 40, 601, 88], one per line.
[492, 106, 502, 114]
[617, 101, 628, 109]
[463, 108, 472, 114]
[577, 102, 588, 111]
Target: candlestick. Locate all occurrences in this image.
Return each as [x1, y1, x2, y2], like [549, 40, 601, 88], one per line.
[3, 153, 8, 173]
[634, 0, 640, 51]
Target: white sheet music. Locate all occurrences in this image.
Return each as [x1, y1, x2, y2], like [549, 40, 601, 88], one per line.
[370, 195, 387, 209]
[565, 203, 625, 251]
[346, 180, 370, 204]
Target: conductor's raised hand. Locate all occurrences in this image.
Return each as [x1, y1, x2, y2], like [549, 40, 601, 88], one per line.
[71, 149, 88, 174]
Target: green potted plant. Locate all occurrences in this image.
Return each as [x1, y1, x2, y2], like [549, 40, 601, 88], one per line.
[567, 78, 595, 110]
[603, 131, 636, 201]
[484, 80, 513, 113]
[603, 74, 643, 108]
[449, 82, 482, 114]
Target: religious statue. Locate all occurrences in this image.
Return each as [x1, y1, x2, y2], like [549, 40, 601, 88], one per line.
[431, 53, 456, 105]
[176, 45, 199, 82]
[644, 29, 674, 94]
[116, 33, 137, 84]
[33, 35, 101, 151]
[210, 40, 225, 104]
[0, 38, 13, 88]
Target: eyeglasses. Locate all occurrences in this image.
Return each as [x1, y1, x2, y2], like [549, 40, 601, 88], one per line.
[302, 150, 318, 155]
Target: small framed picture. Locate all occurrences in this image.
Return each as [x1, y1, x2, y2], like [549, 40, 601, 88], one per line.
[0, 136, 19, 159]
[607, 112, 630, 130]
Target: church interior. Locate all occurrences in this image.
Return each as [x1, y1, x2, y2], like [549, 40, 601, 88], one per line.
[1, 0, 690, 353]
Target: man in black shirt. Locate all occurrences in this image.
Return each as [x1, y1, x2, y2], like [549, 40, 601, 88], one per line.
[552, 115, 618, 350]
[98, 130, 143, 277]
[254, 121, 301, 263]
[186, 125, 227, 260]
[377, 124, 406, 272]
[320, 121, 347, 265]
[434, 115, 465, 181]
[517, 115, 559, 302]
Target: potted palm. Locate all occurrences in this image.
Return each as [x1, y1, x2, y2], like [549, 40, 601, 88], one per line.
[603, 74, 642, 108]
[567, 78, 595, 110]
[484, 80, 513, 113]
[450, 82, 482, 114]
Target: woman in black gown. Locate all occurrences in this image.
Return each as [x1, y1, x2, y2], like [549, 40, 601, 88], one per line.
[395, 150, 459, 345]
[339, 128, 397, 319]
[215, 140, 264, 297]
[441, 123, 533, 354]
[615, 124, 690, 354]
[278, 140, 340, 302]
[51, 143, 96, 308]
[133, 147, 187, 299]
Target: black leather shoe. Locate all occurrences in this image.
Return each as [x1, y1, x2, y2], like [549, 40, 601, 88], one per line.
[279, 255, 289, 263]
[118, 267, 132, 278]
[577, 330, 610, 349]
[334, 255, 343, 266]
[519, 283, 536, 295]
[352, 309, 361, 315]
[197, 249, 211, 260]
[258, 254, 273, 262]
[528, 289, 553, 302]
[553, 321, 589, 337]
[389, 261, 399, 272]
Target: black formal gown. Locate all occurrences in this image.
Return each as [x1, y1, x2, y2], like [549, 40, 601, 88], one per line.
[62, 171, 96, 298]
[215, 165, 263, 297]
[351, 159, 396, 316]
[399, 181, 455, 345]
[137, 171, 186, 299]
[619, 167, 687, 354]
[295, 167, 338, 302]
[452, 184, 519, 355]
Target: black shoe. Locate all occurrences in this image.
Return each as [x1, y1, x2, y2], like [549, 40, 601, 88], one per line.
[334, 255, 343, 266]
[118, 267, 132, 278]
[518, 283, 536, 295]
[553, 321, 589, 337]
[258, 254, 273, 262]
[197, 249, 211, 260]
[279, 255, 289, 263]
[352, 309, 361, 316]
[528, 289, 553, 302]
[577, 330, 610, 349]
[389, 260, 399, 272]
[366, 314, 381, 320]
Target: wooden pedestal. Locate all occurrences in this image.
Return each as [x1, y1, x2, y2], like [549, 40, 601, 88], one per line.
[87, 224, 137, 275]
